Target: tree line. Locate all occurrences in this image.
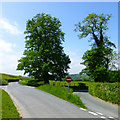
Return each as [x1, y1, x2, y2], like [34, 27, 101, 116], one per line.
[17, 13, 119, 83]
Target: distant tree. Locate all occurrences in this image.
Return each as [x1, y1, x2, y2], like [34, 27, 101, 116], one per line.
[17, 13, 71, 83]
[74, 13, 116, 82]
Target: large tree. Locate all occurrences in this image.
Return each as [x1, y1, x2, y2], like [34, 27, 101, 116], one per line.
[74, 13, 116, 82]
[17, 13, 71, 83]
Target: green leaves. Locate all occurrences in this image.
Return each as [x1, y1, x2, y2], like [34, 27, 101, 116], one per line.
[17, 13, 71, 83]
[74, 13, 112, 48]
[75, 13, 116, 82]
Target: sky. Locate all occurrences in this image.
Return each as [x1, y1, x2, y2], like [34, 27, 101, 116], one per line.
[0, 1, 118, 76]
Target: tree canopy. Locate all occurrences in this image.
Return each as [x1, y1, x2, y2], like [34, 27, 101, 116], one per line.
[17, 13, 71, 83]
[75, 13, 116, 82]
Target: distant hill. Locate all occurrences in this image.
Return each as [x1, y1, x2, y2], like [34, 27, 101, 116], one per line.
[69, 74, 89, 81]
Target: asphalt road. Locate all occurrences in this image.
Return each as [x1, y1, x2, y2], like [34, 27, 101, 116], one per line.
[4, 82, 104, 118]
[73, 91, 119, 119]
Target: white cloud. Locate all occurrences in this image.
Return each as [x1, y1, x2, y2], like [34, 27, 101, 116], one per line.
[0, 18, 22, 35]
[0, 52, 24, 75]
[0, 39, 24, 76]
[68, 51, 85, 74]
[0, 39, 16, 52]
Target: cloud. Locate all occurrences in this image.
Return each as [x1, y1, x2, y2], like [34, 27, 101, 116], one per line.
[0, 39, 24, 75]
[0, 18, 22, 35]
[0, 39, 16, 52]
[0, 52, 24, 75]
[68, 51, 85, 74]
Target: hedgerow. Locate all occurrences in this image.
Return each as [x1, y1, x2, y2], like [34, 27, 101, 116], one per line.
[89, 82, 120, 105]
[0, 80, 8, 85]
[49, 80, 88, 90]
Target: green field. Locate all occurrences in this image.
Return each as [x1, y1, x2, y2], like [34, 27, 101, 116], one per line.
[0, 89, 20, 119]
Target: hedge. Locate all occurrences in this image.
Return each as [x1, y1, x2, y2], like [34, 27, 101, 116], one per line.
[5, 78, 20, 82]
[19, 80, 44, 87]
[0, 80, 8, 85]
[89, 82, 120, 105]
[49, 80, 88, 90]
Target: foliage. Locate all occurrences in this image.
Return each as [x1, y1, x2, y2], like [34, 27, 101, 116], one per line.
[0, 80, 8, 85]
[74, 13, 116, 82]
[17, 13, 71, 83]
[82, 77, 90, 81]
[67, 74, 90, 81]
[19, 80, 28, 86]
[88, 82, 120, 105]
[109, 70, 120, 82]
[49, 80, 88, 90]
[37, 85, 87, 109]
[0, 89, 20, 118]
[19, 80, 44, 87]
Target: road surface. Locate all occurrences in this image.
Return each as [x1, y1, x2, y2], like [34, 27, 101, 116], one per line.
[3, 82, 105, 118]
[73, 90, 119, 119]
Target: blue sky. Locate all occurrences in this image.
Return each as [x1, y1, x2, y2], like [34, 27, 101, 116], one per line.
[0, 1, 118, 76]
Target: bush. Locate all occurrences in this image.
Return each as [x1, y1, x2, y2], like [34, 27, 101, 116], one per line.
[0, 80, 8, 85]
[89, 82, 120, 105]
[19, 80, 44, 87]
[19, 80, 28, 85]
[109, 70, 120, 82]
[49, 80, 88, 91]
[82, 77, 90, 81]
[5, 78, 20, 82]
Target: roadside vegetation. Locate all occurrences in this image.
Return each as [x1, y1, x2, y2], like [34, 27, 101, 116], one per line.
[49, 80, 120, 105]
[19, 80, 44, 87]
[89, 82, 119, 105]
[0, 73, 33, 85]
[0, 89, 20, 119]
[0, 12, 119, 119]
[0, 80, 8, 85]
[19, 79, 87, 109]
[19, 77, 119, 106]
[1, 13, 118, 117]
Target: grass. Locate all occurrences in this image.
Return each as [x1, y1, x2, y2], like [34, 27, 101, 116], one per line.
[0, 89, 20, 119]
[37, 84, 87, 109]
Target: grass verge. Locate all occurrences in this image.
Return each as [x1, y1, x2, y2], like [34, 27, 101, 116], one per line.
[36, 84, 87, 109]
[0, 89, 20, 119]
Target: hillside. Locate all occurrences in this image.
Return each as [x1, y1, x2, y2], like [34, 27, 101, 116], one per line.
[0, 73, 32, 81]
[69, 74, 89, 81]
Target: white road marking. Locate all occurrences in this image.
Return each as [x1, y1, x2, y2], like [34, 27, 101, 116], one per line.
[79, 108, 87, 111]
[101, 116, 106, 119]
[96, 112, 103, 115]
[109, 116, 114, 118]
[88, 111, 98, 116]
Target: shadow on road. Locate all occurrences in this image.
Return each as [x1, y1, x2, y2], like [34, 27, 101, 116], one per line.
[73, 89, 88, 92]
